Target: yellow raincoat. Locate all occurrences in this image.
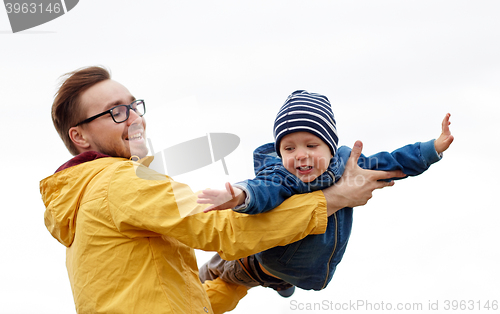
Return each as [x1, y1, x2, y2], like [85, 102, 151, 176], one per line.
[40, 157, 327, 313]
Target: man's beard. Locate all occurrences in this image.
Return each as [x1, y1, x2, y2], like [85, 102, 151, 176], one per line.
[93, 140, 148, 159]
[94, 141, 131, 159]
[91, 127, 149, 159]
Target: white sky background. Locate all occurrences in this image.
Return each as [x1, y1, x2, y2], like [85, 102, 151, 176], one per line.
[1, 1, 499, 313]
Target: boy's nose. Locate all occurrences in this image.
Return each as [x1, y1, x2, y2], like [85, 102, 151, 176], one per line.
[295, 149, 309, 160]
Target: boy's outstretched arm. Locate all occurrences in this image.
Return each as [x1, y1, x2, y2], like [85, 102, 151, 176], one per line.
[435, 113, 454, 154]
[349, 113, 454, 179]
[197, 182, 246, 212]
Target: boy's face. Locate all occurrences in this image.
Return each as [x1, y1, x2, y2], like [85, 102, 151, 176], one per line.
[279, 132, 333, 183]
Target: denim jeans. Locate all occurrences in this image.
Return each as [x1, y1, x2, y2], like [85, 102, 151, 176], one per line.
[198, 254, 293, 291]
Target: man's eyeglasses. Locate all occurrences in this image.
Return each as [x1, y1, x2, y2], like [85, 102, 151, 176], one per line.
[74, 100, 146, 127]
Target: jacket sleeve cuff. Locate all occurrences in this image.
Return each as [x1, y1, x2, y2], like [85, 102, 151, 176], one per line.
[310, 191, 328, 235]
[420, 139, 442, 167]
[232, 183, 251, 212]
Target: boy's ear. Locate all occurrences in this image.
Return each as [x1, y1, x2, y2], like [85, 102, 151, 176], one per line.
[69, 127, 91, 150]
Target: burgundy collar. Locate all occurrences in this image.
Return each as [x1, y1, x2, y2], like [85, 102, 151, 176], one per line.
[55, 151, 111, 173]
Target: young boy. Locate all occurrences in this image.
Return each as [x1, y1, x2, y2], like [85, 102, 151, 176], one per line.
[197, 90, 453, 297]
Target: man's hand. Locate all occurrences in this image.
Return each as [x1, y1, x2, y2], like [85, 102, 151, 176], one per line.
[323, 141, 406, 216]
[197, 182, 246, 212]
[434, 113, 454, 154]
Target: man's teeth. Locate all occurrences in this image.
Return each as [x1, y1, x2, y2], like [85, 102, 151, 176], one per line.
[129, 133, 142, 140]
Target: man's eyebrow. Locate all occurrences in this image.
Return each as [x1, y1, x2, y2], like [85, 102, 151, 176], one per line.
[103, 96, 136, 110]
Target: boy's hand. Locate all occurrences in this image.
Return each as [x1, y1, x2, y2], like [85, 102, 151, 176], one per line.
[435, 113, 454, 154]
[197, 182, 245, 212]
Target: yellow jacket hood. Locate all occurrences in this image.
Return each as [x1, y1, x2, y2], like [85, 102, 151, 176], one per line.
[40, 155, 125, 247]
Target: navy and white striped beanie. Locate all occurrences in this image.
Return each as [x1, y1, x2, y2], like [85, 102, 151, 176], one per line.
[274, 90, 338, 157]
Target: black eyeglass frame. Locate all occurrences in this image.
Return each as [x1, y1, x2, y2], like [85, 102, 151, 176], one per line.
[74, 99, 146, 127]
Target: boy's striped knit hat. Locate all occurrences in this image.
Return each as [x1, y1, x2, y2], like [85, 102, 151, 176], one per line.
[274, 90, 338, 157]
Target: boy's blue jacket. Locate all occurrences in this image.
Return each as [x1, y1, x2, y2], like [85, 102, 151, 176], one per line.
[234, 139, 441, 290]
[235, 139, 440, 215]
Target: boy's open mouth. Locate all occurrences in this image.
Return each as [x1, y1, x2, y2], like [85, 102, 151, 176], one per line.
[297, 166, 312, 171]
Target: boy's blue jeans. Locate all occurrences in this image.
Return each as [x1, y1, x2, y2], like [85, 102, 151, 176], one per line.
[199, 253, 294, 291]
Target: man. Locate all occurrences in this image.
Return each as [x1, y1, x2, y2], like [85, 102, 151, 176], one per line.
[40, 66, 403, 314]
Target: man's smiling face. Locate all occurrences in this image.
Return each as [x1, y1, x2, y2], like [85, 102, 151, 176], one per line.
[76, 79, 148, 158]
